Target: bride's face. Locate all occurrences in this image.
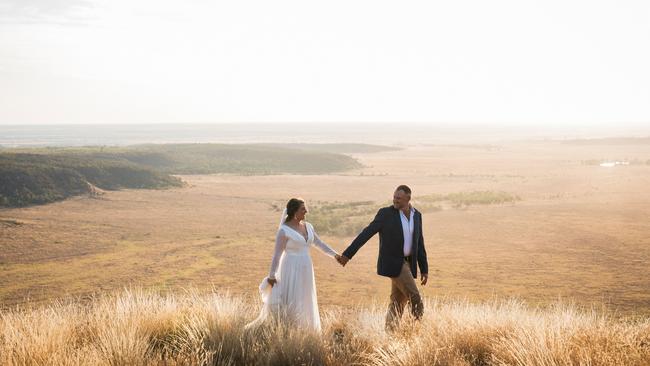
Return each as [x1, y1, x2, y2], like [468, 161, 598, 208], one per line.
[295, 204, 308, 221]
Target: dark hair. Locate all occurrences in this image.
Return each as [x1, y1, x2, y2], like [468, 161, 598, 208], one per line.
[285, 198, 305, 222]
[395, 185, 412, 196]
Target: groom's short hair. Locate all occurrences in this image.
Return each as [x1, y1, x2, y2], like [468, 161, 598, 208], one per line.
[396, 185, 411, 196]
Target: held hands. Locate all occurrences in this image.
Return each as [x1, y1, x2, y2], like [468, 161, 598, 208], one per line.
[335, 254, 350, 267]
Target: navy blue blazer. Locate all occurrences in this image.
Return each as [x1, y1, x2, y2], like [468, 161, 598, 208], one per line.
[342, 206, 428, 278]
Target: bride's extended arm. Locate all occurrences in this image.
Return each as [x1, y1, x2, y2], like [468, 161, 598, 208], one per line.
[311, 225, 338, 258]
[268, 228, 288, 279]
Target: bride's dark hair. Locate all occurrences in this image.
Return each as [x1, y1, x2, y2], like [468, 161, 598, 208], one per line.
[285, 198, 305, 223]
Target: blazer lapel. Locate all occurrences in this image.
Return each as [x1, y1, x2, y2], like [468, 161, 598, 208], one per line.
[413, 210, 421, 244]
[394, 207, 405, 246]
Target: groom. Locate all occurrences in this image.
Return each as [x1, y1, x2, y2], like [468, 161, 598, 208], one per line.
[338, 185, 428, 330]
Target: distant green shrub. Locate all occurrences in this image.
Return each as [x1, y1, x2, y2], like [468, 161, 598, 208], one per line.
[416, 203, 443, 213]
[306, 192, 519, 237]
[581, 160, 601, 166]
[419, 191, 520, 208]
[309, 201, 379, 237]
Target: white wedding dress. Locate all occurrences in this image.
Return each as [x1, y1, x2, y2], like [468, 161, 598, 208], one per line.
[246, 221, 337, 332]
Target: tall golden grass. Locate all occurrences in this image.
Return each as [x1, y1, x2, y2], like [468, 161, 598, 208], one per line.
[1, 289, 649, 366]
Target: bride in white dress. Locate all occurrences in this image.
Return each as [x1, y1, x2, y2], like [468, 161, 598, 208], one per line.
[246, 198, 341, 332]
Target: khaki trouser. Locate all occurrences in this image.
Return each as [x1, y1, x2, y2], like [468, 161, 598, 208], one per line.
[385, 259, 423, 331]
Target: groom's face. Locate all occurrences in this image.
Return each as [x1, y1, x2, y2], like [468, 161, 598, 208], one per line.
[393, 190, 410, 210]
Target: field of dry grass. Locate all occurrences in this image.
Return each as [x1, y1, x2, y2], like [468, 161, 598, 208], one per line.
[2, 289, 649, 366]
[1, 141, 650, 320]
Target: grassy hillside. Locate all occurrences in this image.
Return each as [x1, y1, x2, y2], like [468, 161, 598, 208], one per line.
[1, 289, 648, 366]
[256, 143, 401, 154]
[0, 153, 182, 207]
[110, 143, 365, 174]
[0, 143, 373, 207]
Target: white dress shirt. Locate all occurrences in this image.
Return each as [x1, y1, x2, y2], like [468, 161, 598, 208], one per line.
[399, 206, 415, 256]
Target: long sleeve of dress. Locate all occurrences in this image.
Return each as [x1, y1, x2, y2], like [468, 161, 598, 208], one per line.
[311, 225, 338, 258]
[268, 228, 288, 279]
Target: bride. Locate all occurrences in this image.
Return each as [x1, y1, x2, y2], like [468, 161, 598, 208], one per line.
[246, 198, 341, 332]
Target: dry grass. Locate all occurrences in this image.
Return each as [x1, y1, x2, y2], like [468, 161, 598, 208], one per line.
[1, 289, 649, 366]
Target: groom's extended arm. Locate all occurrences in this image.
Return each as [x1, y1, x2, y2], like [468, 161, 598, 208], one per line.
[341, 209, 385, 260]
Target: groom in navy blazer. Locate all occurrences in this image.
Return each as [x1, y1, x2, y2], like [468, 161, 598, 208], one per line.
[339, 185, 428, 330]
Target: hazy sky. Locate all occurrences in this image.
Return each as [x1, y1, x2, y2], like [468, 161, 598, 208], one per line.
[0, 0, 648, 125]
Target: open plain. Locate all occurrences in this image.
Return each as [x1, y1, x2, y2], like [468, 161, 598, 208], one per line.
[1, 141, 650, 317]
